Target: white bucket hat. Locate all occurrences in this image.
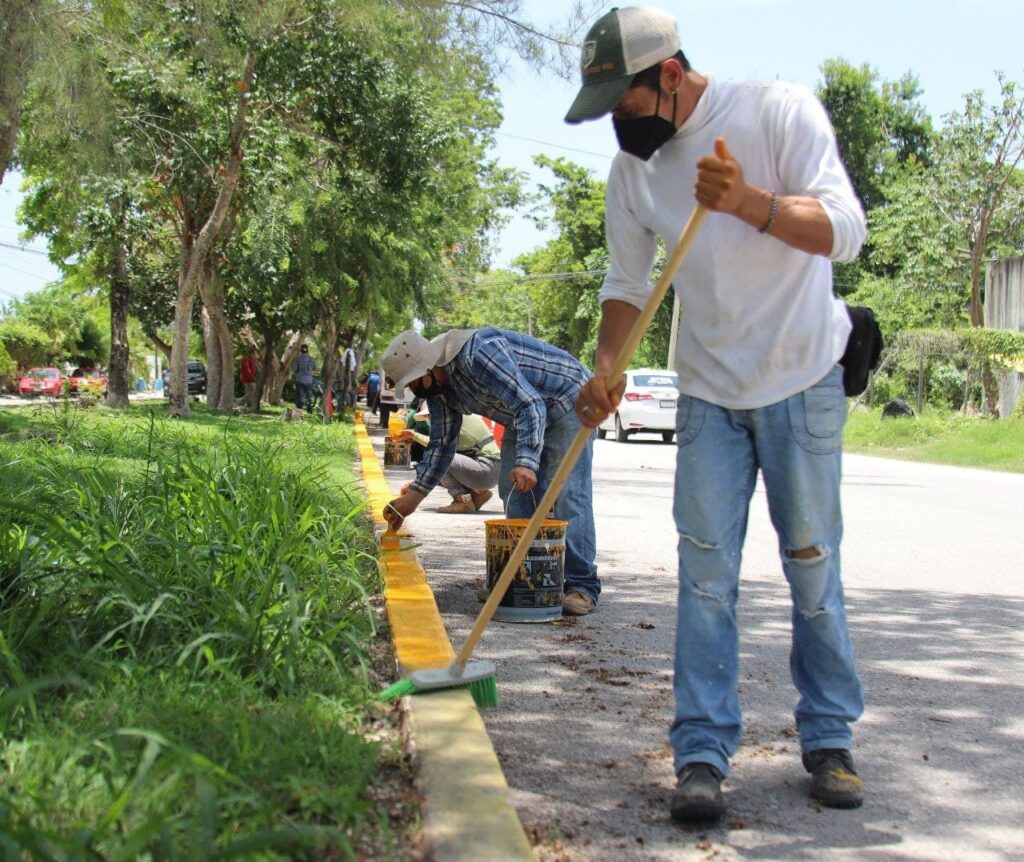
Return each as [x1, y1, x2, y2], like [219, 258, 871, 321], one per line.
[381, 329, 477, 394]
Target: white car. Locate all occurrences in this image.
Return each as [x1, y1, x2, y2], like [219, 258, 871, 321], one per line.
[597, 369, 678, 443]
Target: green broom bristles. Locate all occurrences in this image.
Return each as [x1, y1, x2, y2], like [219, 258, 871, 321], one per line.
[378, 672, 500, 709]
[378, 677, 418, 700]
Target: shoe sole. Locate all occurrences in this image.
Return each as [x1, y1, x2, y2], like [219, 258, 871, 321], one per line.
[669, 800, 725, 823]
[811, 792, 863, 809]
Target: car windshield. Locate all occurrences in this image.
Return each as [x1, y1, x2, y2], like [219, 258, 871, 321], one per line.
[632, 373, 677, 388]
[28, 370, 56, 379]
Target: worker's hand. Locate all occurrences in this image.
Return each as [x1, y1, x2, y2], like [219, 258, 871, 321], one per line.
[399, 481, 412, 496]
[695, 138, 749, 214]
[384, 489, 423, 530]
[396, 429, 415, 443]
[576, 375, 625, 427]
[508, 466, 537, 494]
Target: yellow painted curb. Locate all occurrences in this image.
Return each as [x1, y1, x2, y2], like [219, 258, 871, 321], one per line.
[355, 420, 532, 861]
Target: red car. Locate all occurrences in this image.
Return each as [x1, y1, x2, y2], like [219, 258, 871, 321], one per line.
[18, 367, 65, 397]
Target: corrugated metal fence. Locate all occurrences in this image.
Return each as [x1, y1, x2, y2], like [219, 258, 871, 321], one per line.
[985, 255, 1024, 417]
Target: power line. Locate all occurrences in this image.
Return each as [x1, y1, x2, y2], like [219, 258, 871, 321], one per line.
[0, 261, 54, 283]
[0, 240, 49, 257]
[496, 131, 613, 161]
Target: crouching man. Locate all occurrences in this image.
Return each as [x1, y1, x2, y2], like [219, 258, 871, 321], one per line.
[381, 327, 601, 616]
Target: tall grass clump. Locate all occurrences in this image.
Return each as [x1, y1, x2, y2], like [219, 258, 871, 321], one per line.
[0, 405, 408, 859]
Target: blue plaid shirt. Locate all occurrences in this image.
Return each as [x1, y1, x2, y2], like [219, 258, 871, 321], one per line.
[292, 352, 316, 384]
[411, 328, 590, 496]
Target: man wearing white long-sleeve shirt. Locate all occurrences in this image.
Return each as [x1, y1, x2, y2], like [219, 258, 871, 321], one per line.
[567, 5, 867, 822]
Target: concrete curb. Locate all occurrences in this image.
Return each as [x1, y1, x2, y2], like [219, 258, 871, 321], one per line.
[355, 422, 532, 862]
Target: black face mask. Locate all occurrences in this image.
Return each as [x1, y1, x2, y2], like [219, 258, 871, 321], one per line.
[408, 369, 441, 401]
[613, 89, 678, 161]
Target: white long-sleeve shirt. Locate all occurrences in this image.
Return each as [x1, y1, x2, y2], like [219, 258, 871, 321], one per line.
[599, 76, 866, 409]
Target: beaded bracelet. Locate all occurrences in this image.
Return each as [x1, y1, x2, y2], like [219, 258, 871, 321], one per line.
[759, 191, 779, 234]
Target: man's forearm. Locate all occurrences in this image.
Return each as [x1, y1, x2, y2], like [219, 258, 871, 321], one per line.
[595, 300, 642, 377]
[731, 187, 834, 257]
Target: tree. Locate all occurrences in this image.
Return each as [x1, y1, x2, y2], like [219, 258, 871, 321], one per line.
[1, 0, 127, 185]
[509, 156, 607, 357]
[817, 59, 932, 215]
[0, 0, 40, 183]
[868, 75, 1024, 329]
[0, 317, 50, 368]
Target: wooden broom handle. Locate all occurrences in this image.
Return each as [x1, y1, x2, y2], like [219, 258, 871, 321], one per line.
[453, 205, 708, 671]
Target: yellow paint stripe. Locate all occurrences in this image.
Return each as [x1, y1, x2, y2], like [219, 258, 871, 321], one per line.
[355, 423, 455, 671]
[354, 419, 533, 861]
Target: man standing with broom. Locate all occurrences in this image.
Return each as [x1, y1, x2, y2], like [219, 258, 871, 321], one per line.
[567, 6, 868, 822]
[380, 327, 601, 616]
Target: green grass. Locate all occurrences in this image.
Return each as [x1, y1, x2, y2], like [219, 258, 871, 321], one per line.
[845, 407, 1024, 472]
[0, 402, 409, 859]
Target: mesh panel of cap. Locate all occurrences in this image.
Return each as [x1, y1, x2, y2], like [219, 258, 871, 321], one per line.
[619, 7, 679, 74]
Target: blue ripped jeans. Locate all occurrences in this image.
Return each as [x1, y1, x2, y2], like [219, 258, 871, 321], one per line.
[670, 365, 863, 778]
[499, 410, 600, 602]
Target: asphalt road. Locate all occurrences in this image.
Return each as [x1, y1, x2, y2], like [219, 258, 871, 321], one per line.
[380, 422, 1024, 861]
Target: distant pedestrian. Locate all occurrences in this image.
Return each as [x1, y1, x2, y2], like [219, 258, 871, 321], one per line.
[292, 344, 316, 412]
[240, 349, 258, 409]
[366, 370, 381, 415]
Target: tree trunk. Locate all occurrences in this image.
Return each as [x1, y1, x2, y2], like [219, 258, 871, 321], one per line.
[969, 227, 987, 328]
[319, 315, 339, 421]
[167, 53, 254, 419]
[167, 261, 199, 418]
[252, 334, 274, 412]
[269, 332, 308, 405]
[107, 236, 131, 408]
[982, 359, 1001, 417]
[146, 328, 172, 363]
[200, 273, 235, 412]
[201, 306, 219, 408]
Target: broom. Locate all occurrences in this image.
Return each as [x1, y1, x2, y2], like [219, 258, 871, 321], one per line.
[380, 204, 708, 707]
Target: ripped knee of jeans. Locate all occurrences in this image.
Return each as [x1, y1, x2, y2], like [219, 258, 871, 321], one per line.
[785, 544, 831, 618]
[785, 544, 828, 565]
[679, 533, 731, 603]
[680, 532, 719, 552]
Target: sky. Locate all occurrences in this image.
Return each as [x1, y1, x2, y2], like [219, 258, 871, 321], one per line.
[2, 0, 1023, 302]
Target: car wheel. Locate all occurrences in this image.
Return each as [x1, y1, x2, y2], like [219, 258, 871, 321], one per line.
[662, 430, 674, 443]
[614, 414, 629, 443]
[596, 428, 606, 440]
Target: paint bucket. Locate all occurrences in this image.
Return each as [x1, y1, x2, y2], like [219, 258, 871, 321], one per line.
[383, 439, 411, 467]
[387, 410, 406, 441]
[485, 518, 566, 623]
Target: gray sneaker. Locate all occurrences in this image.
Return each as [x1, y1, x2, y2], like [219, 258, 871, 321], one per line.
[803, 749, 864, 809]
[670, 763, 725, 823]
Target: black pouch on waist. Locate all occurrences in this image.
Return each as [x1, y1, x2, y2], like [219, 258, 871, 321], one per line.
[841, 304, 883, 397]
